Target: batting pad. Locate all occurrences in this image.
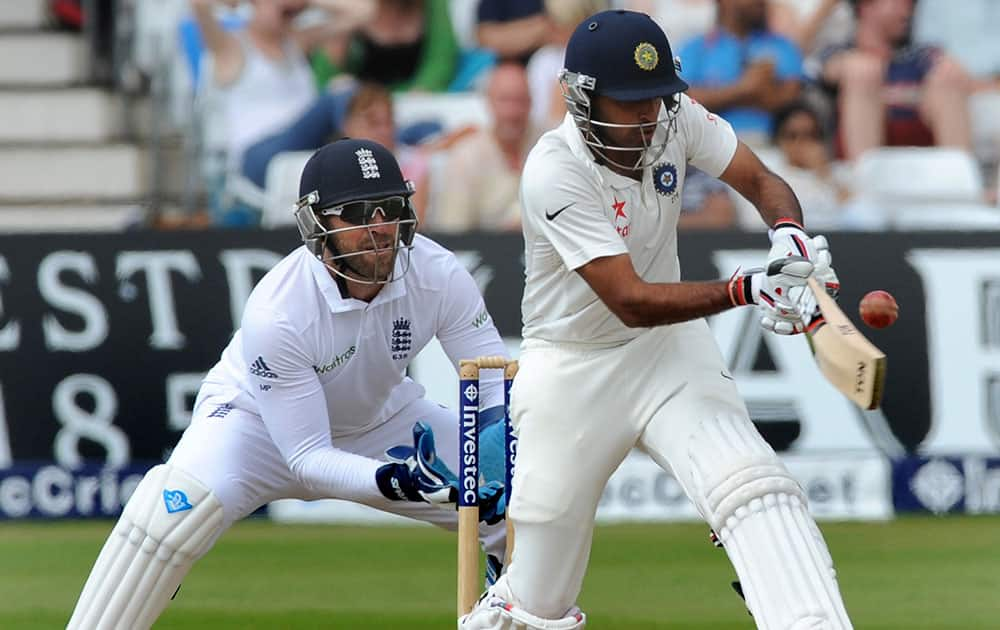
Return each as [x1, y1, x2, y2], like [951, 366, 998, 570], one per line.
[689, 415, 852, 630]
[67, 464, 224, 630]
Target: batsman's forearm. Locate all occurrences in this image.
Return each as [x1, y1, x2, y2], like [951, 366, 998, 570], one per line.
[753, 170, 804, 227]
[617, 280, 737, 328]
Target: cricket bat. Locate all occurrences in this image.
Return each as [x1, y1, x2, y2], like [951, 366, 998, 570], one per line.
[803, 277, 887, 409]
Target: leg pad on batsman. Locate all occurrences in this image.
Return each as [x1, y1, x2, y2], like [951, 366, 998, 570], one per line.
[67, 463, 225, 630]
[689, 414, 852, 629]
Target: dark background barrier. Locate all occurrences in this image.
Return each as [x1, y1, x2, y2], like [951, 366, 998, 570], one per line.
[0, 229, 998, 472]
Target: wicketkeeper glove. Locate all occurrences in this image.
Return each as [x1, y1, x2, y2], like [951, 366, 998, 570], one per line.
[378, 422, 507, 524]
[728, 256, 814, 335]
[376, 421, 455, 505]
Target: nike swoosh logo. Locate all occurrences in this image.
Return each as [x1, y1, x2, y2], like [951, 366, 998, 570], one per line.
[545, 203, 574, 221]
[721, 370, 734, 381]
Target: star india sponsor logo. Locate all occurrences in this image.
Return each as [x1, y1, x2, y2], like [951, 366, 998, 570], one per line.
[356, 148, 380, 179]
[314, 345, 357, 374]
[612, 196, 630, 238]
[249, 356, 278, 379]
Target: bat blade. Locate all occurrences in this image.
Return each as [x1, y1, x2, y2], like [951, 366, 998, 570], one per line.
[804, 278, 887, 409]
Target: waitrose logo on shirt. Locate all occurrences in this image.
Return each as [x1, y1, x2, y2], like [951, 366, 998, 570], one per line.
[314, 345, 356, 374]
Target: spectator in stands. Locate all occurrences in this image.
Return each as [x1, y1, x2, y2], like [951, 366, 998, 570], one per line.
[242, 81, 439, 225]
[679, 0, 805, 144]
[768, 0, 854, 56]
[769, 102, 849, 229]
[818, 0, 973, 160]
[624, 0, 717, 49]
[311, 0, 460, 92]
[429, 63, 538, 233]
[192, 0, 372, 225]
[677, 167, 738, 230]
[913, 0, 1000, 87]
[476, 0, 550, 65]
[526, 0, 608, 131]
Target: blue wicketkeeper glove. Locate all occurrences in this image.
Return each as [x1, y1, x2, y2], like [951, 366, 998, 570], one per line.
[379, 421, 507, 525]
[376, 421, 455, 505]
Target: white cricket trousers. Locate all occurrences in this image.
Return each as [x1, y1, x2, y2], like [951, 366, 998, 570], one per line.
[506, 319, 754, 617]
[168, 394, 506, 558]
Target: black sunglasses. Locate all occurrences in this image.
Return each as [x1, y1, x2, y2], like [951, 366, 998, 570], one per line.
[319, 196, 412, 225]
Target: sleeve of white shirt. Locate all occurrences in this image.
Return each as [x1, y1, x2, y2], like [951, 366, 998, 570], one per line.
[678, 93, 739, 177]
[521, 145, 627, 271]
[434, 254, 508, 410]
[240, 306, 385, 503]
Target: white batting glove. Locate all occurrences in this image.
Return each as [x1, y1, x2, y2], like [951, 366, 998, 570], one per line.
[810, 235, 840, 299]
[729, 256, 814, 335]
[767, 218, 817, 265]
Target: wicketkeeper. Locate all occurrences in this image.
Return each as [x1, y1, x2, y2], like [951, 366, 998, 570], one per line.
[67, 139, 510, 629]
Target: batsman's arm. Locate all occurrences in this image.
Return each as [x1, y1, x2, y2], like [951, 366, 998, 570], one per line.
[576, 255, 734, 328]
[719, 141, 803, 228]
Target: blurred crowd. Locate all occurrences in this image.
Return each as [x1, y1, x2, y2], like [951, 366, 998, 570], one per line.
[116, 0, 1000, 231]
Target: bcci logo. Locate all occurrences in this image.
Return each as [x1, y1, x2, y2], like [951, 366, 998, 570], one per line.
[391, 317, 412, 360]
[634, 42, 659, 71]
[653, 162, 678, 198]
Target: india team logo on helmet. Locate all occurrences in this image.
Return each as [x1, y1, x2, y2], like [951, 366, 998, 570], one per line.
[634, 42, 658, 71]
[653, 162, 678, 197]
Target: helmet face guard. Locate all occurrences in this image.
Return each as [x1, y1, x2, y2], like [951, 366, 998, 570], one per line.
[559, 10, 689, 171]
[559, 67, 682, 172]
[294, 189, 419, 285]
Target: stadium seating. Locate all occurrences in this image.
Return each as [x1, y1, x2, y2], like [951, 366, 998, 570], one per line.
[845, 147, 1000, 229]
[261, 151, 313, 228]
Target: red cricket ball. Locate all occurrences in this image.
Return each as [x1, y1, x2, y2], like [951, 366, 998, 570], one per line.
[859, 290, 898, 329]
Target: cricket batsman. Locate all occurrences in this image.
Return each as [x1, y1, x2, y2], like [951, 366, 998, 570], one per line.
[460, 9, 850, 630]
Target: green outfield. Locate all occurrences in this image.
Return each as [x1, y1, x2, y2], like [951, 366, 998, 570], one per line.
[3, 516, 998, 629]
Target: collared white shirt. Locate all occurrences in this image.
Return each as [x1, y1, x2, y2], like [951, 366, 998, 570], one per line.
[201, 235, 506, 489]
[519, 94, 738, 345]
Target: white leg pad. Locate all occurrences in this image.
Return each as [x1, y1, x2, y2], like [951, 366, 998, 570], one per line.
[689, 415, 853, 630]
[459, 575, 587, 630]
[67, 464, 225, 630]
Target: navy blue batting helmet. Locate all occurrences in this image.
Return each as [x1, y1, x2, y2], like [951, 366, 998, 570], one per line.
[563, 9, 688, 101]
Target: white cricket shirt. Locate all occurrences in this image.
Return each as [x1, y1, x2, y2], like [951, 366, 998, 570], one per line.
[520, 94, 738, 345]
[199, 234, 507, 500]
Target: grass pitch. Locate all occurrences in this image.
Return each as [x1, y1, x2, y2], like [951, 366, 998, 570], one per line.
[3, 516, 998, 629]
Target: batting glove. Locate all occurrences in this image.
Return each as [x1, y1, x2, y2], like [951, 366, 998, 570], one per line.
[729, 256, 814, 335]
[766, 218, 817, 265]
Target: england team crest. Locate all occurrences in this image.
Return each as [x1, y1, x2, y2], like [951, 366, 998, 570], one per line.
[653, 162, 678, 198]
